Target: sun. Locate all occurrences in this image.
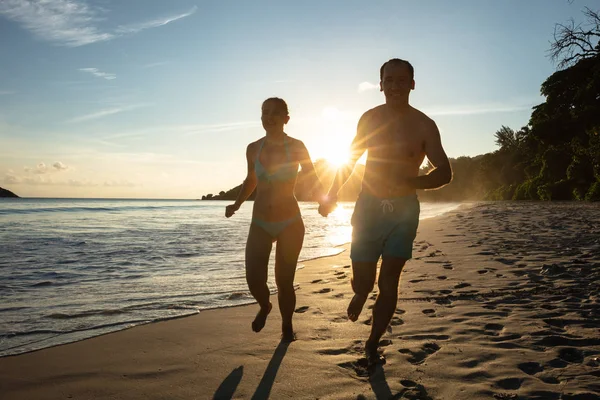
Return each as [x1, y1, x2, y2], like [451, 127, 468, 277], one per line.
[318, 106, 354, 167]
[324, 147, 351, 167]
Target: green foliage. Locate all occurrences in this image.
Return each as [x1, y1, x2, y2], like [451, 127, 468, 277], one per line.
[585, 181, 600, 201]
[513, 179, 541, 200]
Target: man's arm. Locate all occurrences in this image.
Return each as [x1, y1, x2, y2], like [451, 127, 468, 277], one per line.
[408, 120, 452, 190]
[326, 113, 369, 199]
[297, 140, 327, 201]
[226, 144, 258, 217]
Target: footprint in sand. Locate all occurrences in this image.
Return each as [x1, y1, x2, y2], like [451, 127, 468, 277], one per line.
[294, 306, 309, 313]
[337, 359, 371, 378]
[410, 279, 424, 283]
[398, 381, 434, 400]
[331, 316, 348, 323]
[439, 290, 453, 295]
[454, 282, 472, 289]
[437, 276, 448, 280]
[495, 377, 524, 390]
[336, 274, 347, 280]
[334, 271, 345, 275]
[422, 309, 436, 315]
[478, 269, 490, 274]
[399, 342, 440, 365]
[443, 265, 454, 270]
[314, 288, 332, 294]
[332, 293, 344, 298]
[311, 279, 323, 283]
[396, 308, 406, 314]
[518, 361, 544, 375]
[390, 316, 404, 326]
[484, 323, 504, 331]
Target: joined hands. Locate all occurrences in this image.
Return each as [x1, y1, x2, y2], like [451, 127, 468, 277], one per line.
[318, 195, 337, 217]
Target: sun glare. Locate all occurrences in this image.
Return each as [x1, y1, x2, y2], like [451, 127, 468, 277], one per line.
[318, 106, 354, 167]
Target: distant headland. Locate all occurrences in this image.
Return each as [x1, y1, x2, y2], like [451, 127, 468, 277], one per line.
[0, 187, 19, 198]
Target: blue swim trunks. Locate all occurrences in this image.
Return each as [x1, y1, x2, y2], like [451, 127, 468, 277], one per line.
[350, 192, 420, 262]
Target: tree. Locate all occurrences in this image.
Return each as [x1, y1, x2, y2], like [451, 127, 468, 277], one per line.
[549, 7, 600, 68]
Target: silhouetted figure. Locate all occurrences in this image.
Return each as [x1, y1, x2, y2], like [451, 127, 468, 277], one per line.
[226, 98, 326, 341]
[320, 59, 452, 369]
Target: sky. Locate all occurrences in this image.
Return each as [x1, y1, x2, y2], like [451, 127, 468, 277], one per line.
[0, 0, 597, 199]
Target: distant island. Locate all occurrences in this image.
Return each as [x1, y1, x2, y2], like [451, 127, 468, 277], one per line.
[0, 187, 19, 198]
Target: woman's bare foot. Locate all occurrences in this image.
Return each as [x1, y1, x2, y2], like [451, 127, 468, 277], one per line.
[347, 293, 368, 322]
[252, 302, 272, 332]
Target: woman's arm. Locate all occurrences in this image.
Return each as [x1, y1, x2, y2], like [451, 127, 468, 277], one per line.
[296, 140, 327, 202]
[225, 144, 258, 218]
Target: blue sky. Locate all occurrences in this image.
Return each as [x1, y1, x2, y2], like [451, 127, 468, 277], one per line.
[0, 0, 597, 198]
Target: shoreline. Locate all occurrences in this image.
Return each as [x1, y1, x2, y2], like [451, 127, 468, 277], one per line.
[2, 202, 598, 399]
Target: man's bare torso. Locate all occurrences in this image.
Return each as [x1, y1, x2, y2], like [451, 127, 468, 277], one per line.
[361, 104, 432, 198]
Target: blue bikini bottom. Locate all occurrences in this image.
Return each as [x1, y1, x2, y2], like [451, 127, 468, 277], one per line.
[252, 213, 301, 238]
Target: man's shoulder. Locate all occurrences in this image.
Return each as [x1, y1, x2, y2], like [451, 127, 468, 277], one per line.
[362, 104, 385, 119]
[359, 104, 385, 127]
[409, 106, 436, 126]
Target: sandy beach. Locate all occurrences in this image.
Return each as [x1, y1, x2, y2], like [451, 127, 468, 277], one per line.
[1, 202, 599, 400]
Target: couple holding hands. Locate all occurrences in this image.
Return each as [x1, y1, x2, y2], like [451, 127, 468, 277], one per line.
[225, 58, 452, 368]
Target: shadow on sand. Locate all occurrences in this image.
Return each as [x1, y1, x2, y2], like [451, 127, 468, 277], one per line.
[213, 340, 291, 400]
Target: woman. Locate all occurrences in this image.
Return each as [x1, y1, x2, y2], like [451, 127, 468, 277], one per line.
[225, 97, 326, 341]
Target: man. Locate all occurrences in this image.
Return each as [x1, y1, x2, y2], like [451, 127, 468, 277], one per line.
[320, 58, 452, 368]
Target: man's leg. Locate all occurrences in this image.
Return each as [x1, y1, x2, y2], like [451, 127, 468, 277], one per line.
[245, 223, 274, 332]
[274, 217, 305, 341]
[366, 256, 407, 362]
[347, 261, 377, 321]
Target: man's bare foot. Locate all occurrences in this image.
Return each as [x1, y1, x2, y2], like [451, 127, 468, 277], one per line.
[365, 340, 386, 372]
[281, 325, 296, 342]
[252, 303, 272, 332]
[347, 293, 368, 322]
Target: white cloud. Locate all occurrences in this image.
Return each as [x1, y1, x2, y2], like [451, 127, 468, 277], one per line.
[3, 172, 21, 184]
[53, 161, 69, 171]
[0, 0, 115, 47]
[0, 90, 16, 95]
[0, 1, 197, 47]
[24, 162, 48, 174]
[79, 67, 116, 80]
[23, 161, 69, 174]
[66, 103, 151, 123]
[358, 81, 379, 93]
[115, 6, 198, 34]
[424, 103, 535, 117]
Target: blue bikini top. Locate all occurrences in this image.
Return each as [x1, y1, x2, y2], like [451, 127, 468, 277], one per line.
[254, 135, 298, 183]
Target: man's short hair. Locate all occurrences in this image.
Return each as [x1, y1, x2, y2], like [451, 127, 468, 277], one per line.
[380, 59, 414, 81]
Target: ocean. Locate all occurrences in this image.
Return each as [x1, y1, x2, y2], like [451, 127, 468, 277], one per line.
[0, 198, 461, 356]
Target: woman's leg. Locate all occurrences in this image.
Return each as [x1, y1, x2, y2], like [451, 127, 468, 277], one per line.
[245, 223, 274, 332]
[274, 217, 305, 341]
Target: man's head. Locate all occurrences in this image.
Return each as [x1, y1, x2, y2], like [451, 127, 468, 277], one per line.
[379, 59, 415, 104]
